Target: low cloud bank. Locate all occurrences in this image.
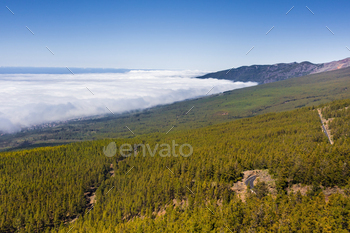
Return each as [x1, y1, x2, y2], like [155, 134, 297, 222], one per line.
[0, 70, 257, 133]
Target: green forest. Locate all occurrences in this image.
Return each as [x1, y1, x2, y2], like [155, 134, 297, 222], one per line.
[1, 98, 350, 232]
[321, 99, 350, 141]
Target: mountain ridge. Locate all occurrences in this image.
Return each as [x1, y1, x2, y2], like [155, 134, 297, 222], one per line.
[197, 57, 350, 84]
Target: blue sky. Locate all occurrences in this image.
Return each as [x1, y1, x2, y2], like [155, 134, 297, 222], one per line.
[1, 0, 350, 70]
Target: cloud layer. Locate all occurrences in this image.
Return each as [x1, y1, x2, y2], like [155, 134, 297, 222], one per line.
[0, 70, 257, 133]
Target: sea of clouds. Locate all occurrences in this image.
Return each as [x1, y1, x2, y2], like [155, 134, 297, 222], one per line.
[0, 70, 257, 133]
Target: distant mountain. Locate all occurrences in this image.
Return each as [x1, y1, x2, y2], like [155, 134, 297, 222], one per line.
[197, 57, 350, 84]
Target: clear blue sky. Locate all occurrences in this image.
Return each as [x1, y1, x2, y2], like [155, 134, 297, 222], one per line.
[1, 0, 350, 71]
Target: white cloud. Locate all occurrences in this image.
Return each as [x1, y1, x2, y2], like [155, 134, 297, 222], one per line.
[0, 70, 257, 133]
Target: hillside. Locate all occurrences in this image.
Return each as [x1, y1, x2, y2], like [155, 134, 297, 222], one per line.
[197, 57, 350, 84]
[1, 100, 350, 232]
[320, 98, 350, 141]
[2, 65, 350, 151]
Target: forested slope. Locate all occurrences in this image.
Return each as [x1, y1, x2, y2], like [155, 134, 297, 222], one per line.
[321, 99, 350, 142]
[1, 100, 350, 232]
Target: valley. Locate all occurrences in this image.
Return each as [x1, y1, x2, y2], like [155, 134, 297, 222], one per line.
[2, 65, 350, 152]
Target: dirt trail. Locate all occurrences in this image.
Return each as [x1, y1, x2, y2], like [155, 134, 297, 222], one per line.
[110, 163, 115, 177]
[84, 186, 97, 209]
[67, 163, 115, 224]
[85, 163, 116, 209]
[317, 109, 334, 144]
